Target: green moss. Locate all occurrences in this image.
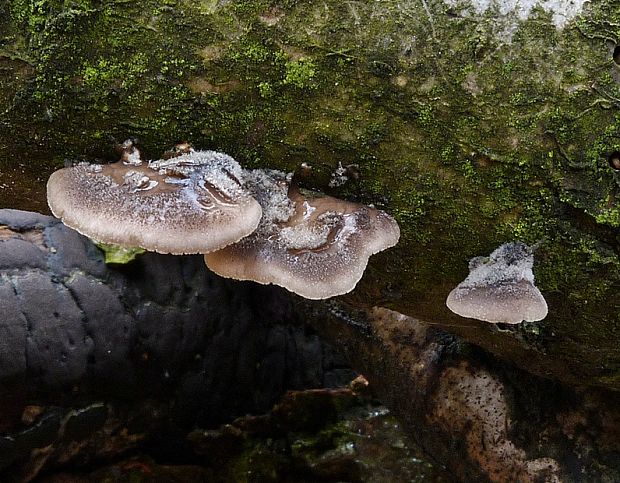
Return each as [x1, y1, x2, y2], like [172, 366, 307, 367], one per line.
[594, 207, 620, 227]
[230, 42, 272, 63]
[258, 81, 273, 98]
[81, 53, 151, 94]
[283, 58, 317, 89]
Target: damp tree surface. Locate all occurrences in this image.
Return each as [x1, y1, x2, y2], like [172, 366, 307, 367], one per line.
[2, 209, 620, 482]
[2, 0, 620, 477]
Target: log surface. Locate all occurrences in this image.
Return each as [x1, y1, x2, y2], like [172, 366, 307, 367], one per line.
[2, 0, 620, 390]
[0, 209, 353, 480]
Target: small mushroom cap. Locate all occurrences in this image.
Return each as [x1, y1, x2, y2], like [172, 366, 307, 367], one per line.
[446, 242, 548, 324]
[205, 169, 400, 299]
[446, 280, 548, 324]
[47, 150, 262, 255]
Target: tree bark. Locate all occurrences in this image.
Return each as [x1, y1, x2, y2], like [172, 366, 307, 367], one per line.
[2, 209, 620, 482]
[303, 304, 620, 482]
[2, 0, 620, 391]
[0, 209, 353, 480]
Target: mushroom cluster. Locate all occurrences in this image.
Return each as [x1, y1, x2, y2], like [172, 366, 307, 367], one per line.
[205, 169, 400, 299]
[445, 242, 548, 324]
[47, 142, 400, 300]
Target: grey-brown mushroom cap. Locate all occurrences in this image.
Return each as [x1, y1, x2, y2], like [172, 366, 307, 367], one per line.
[446, 280, 548, 324]
[47, 151, 262, 255]
[204, 170, 400, 300]
[445, 242, 548, 324]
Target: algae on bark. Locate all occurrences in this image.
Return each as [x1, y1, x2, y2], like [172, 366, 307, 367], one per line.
[1, 0, 620, 389]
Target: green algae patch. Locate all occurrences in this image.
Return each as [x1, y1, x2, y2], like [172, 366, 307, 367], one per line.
[96, 242, 146, 265]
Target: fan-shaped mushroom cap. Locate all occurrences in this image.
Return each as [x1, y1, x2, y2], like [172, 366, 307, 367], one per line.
[446, 242, 548, 324]
[204, 170, 400, 299]
[47, 150, 262, 254]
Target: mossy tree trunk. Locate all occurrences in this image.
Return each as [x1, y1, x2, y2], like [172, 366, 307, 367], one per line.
[2, 1, 620, 389]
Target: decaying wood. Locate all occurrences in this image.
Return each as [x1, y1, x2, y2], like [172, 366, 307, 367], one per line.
[303, 304, 620, 482]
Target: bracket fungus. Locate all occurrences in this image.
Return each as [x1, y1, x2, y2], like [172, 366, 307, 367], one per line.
[47, 145, 262, 255]
[445, 242, 548, 324]
[204, 169, 401, 300]
[47, 142, 400, 299]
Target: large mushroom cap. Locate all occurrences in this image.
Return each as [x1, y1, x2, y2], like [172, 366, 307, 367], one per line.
[204, 169, 400, 299]
[47, 150, 262, 254]
[446, 242, 548, 324]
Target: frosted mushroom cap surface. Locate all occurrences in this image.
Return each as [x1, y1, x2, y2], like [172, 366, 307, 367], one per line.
[446, 242, 548, 324]
[204, 169, 401, 299]
[47, 151, 262, 254]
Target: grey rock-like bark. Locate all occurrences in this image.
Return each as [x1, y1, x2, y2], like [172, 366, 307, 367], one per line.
[0, 209, 353, 479]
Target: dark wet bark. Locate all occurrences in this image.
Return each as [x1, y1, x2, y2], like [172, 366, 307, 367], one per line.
[0, 209, 353, 480]
[302, 305, 620, 482]
[3, 209, 620, 482]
